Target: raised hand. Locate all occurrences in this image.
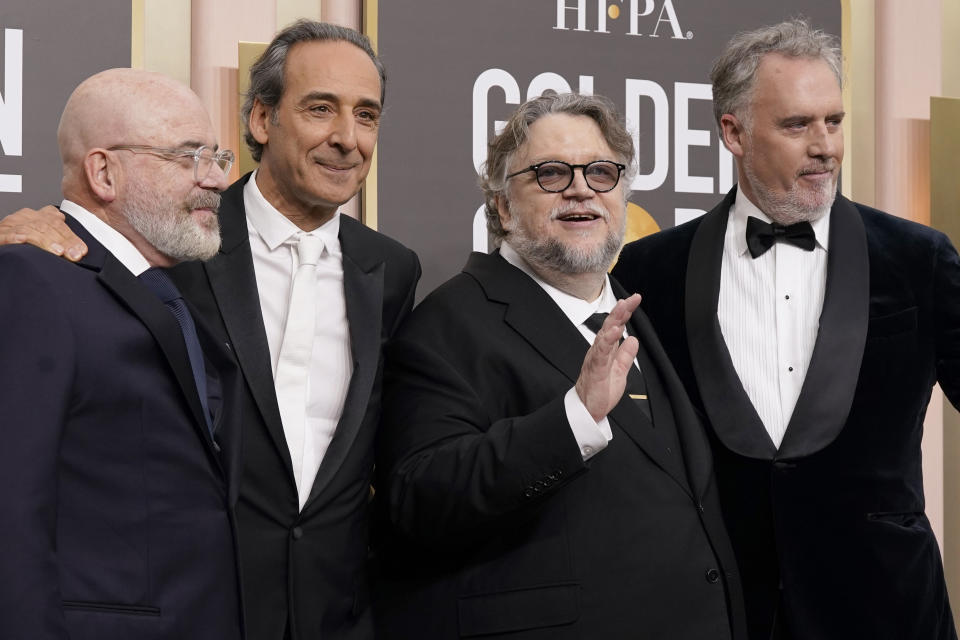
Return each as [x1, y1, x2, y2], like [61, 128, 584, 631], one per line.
[575, 293, 642, 422]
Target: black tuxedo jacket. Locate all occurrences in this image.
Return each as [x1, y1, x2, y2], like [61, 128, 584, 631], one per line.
[373, 251, 746, 639]
[613, 188, 960, 639]
[169, 173, 420, 640]
[0, 222, 243, 640]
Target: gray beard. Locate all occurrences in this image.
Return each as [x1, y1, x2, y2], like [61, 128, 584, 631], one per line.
[507, 211, 625, 276]
[741, 157, 836, 225]
[123, 185, 222, 262]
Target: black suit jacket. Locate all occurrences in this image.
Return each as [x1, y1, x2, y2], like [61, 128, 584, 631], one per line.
[169, 173, 420, 640]
[374, 251, 746, 639]
[0, 223, 243, 640]
[613, 188, 960, 639]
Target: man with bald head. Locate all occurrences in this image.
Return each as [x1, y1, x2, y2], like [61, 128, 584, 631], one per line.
[0, 68, 243, 639]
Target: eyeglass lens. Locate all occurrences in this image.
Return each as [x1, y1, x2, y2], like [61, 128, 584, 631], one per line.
[536, 161, 621, 192]
[195, 148, 234, 181]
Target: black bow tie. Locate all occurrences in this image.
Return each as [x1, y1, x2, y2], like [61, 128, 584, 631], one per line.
[745, 216, 816, 258]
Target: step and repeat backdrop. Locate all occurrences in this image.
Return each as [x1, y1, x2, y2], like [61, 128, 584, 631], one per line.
[375, 0, 840, 295]
[0, 0, 130, 212]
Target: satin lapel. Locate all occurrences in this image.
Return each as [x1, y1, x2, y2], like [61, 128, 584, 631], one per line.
[778, 196, 869, 458]
[304, 219, 384, 509]
[685, 189, 777, 459]
[203, 175, 292, 472]
[97, 254, 219, 458]
[467, 252, 688, 490]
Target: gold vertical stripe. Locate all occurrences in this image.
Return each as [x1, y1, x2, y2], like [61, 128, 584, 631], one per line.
[131, 0, 145, 68]
[237, 42, 269, 177]
[361, 0, 379, 230]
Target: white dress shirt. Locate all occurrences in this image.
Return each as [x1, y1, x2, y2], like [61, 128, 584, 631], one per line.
[60, 199, 151, 275]
[717, 189, 830, 448]
[499, 242, 623, 461]
[244, 171, 353, 507]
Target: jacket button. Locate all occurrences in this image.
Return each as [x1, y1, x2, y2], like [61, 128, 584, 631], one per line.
[291, 526, 304, 540]
[523, 488, 534, 499]
[705, 568, 720, 584]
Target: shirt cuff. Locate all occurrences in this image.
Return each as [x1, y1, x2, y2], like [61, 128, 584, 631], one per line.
[564, 387, 613, 461]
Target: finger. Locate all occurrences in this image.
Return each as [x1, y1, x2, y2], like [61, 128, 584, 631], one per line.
[606, 293, 642, 326]
[0, 207, 88, 260]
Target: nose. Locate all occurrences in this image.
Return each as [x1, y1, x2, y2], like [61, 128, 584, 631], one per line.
[199, 161, 230, 191]
[808, 122, 840, 160]
[328, 111, 358, 152]
[561, 166, 595, 200]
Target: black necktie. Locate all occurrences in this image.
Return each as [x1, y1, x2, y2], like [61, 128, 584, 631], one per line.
[139, 268, 215, 436]
[583, 312, 651, 421]
[745, 216, 816, 258]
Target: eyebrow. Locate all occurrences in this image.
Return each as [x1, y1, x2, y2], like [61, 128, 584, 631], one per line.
[300, 91, 382, 111]
[176, 140, 219, 151]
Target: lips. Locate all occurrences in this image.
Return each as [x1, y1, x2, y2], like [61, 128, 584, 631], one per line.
[557, 211, 602, 222]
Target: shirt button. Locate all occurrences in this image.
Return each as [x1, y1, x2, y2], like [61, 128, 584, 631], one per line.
[788, 366, 794, 372]
[582, 446, 593, 456]
[291, 526, 303, 540]
[785, 295, 790, 300]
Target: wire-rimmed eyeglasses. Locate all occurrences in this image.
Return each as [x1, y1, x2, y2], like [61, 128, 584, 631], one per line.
[108, 145, 235, 182]
[505, 160, 626, 193]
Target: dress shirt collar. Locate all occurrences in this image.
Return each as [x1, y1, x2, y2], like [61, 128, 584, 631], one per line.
[730, 187, 831, 257]
[499, 241, 618, 325]
[60, 199, 151, 276]
[244, 169, 342, 257]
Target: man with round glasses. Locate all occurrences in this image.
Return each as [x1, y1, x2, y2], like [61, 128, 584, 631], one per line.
[0, 68, 243, 640]
[373, 91, 746, 638]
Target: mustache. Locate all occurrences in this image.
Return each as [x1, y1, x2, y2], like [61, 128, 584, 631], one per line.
[186, 191, 222, 213]
[798, 162, 837, 176]
[548, 200, 609, 220]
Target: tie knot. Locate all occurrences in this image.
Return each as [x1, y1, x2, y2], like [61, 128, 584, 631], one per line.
[296, 234, 325, 267]
[583, 312, 609, 334]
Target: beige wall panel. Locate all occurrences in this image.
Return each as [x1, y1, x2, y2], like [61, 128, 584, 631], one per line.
[931, 96, 960, 630]
[131, 0, 191, 85]
[842, 0, 875, 207]
[192, 0, 277, 182]
[278, 0, 322, 29]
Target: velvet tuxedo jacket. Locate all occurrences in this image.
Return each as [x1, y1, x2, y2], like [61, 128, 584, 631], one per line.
[169, 173, 420, 640]
[373, 251, 746, 639]
[0, 222, 243, 640]
[612, 188, 960, 640]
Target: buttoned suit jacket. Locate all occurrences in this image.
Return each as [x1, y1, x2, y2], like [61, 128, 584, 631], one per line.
[373, 250, 746, 639]
[169, 172, 420, 640]
[612, 187, 960, 640]
[0, 220, 243, 640]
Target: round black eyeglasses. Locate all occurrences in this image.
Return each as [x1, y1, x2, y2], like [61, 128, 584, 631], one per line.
[505, 160, 626, 193]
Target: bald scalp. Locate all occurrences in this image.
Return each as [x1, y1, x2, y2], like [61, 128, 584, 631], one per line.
[57, 68, 204, 191]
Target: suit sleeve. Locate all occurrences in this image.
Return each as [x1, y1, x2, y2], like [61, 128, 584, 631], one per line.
[378, 335, 588, 547]
[933, 232, 960, 408]
[0, 251, 73, 639]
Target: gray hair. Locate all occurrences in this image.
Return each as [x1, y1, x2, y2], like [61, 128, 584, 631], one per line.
[710, 18, 841, 136]
[241, 20, 385, 162]
[480, 91, 636, 241]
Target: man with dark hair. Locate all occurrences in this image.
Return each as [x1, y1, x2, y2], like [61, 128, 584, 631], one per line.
[614, 18, 960, 640]
[0, 20, 419, 640]
[374, 91, 746, 639]
[0, 68, 242, 640]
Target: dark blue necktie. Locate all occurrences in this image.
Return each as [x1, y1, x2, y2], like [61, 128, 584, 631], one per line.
[583, 312, 651, 421]
[138, 268, 214, 436]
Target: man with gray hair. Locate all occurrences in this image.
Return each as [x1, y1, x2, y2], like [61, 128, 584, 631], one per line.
[0, 19, 420, 640]
[614, 18, 960, 639]
[373, 91, 746, 639]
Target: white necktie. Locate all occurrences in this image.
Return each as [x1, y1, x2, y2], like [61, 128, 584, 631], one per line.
[275, 233, 324, 510]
